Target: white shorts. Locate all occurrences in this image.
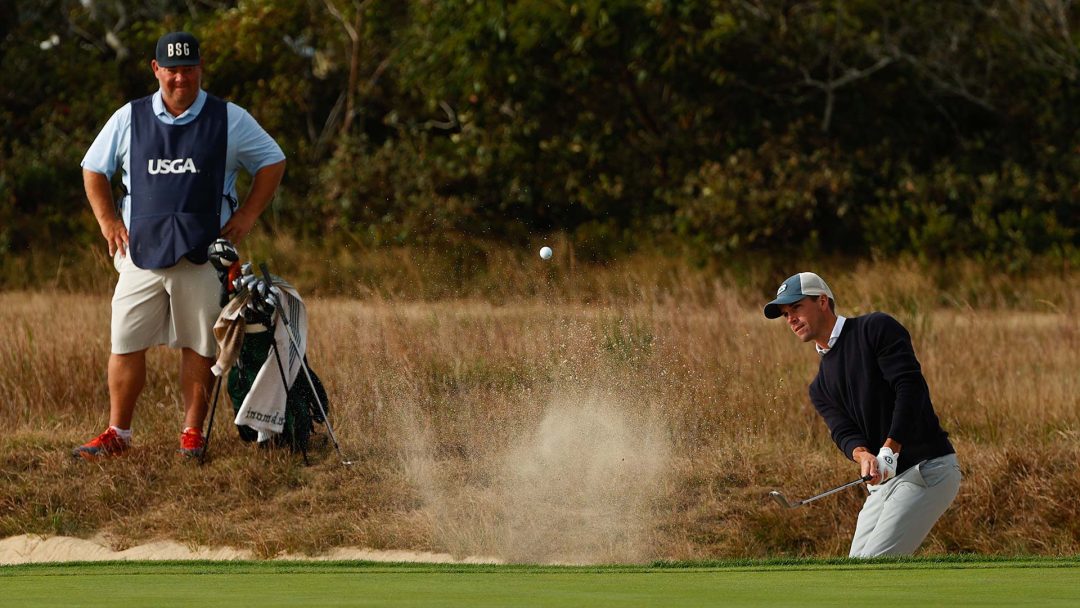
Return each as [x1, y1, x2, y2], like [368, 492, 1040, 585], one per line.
[110, 252, 221, 358]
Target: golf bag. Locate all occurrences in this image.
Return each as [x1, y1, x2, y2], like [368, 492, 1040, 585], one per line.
[228, 327, 330, 452]
[207, 240, 332, 454]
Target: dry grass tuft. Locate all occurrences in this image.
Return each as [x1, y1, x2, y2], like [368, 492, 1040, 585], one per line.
[1, 258, 1078, 562]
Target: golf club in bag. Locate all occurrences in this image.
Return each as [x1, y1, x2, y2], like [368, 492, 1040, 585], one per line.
[201, 241, 338, 464]
[257, 264, 353, 466]
[770, 475, 873, 509]
[200, 239, 241, 465]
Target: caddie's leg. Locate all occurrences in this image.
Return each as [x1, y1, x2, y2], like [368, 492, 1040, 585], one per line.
[850, 454, 962, 557]
[180, 348, 215, 431]
[165, 258, 223, 434]
[108, 252, 170, 428]
[108, 350, 147, 429]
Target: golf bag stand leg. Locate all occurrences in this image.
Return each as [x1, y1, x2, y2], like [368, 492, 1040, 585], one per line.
[266, 334, 310, 465]
[259, 264, 351, 466]
[200, 374, 224, 465]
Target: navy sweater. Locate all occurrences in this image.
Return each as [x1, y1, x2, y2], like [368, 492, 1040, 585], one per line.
[809, 313, 954, 474]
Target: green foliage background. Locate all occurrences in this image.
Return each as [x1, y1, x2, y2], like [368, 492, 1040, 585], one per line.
[1, 0, 1077, 270]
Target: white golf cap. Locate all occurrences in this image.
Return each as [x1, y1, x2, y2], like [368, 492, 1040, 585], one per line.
[763, 272, 835, 319]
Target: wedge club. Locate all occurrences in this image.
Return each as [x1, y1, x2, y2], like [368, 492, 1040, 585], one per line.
[770, 475, 873, 509]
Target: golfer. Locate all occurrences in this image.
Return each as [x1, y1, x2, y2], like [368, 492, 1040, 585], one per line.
[764, 272, 961, 556]
[74, 31, 286, 459]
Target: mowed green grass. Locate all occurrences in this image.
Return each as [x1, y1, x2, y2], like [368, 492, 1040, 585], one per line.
[2, 558, 1079, 607]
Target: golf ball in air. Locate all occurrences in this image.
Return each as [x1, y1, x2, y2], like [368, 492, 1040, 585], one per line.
[539, 246, 553, 260]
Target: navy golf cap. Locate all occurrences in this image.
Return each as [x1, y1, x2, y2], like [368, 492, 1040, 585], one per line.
[155, 32, 200, 67]
[763, 272, 835, 319]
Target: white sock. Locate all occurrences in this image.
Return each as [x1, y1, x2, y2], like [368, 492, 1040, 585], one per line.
[109, 426, 132, 442]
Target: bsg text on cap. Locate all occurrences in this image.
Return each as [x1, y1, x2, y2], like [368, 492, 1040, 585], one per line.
[155, 32, 200, 67]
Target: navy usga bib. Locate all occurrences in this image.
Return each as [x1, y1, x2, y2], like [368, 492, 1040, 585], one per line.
[129, 94, 227, 269]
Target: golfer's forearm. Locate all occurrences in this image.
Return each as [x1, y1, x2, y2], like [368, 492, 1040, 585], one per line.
[239, 160, 285, 218]
[83, 169, 117, 226]
[851, 437, 902, 460]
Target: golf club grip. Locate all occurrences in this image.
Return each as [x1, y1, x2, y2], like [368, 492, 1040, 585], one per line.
[258, 263, 273, 287]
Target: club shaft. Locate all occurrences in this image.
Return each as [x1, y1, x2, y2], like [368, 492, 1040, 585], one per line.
[259, 264, 347, 461]
[797, 477, 868, 505]
[268, 335, 292, 398]
[200, 374, 224, 465]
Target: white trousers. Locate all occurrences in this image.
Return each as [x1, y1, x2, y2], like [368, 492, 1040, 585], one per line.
[849, 453, 961, 557]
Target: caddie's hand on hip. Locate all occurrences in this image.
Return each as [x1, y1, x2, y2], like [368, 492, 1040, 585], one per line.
[220, 208, 257, 243]
[84, 169, 127, 256]
[100, 216, 129, 257]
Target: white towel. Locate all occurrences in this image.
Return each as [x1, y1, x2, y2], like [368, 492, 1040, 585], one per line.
[229, 279, 308, 443]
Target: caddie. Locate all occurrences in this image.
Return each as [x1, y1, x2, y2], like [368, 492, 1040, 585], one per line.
[764, 272, 961, 556]
[74, 31, 286, 459]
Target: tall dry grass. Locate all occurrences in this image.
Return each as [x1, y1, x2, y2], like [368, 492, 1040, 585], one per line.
[0, 259, 1078, 562]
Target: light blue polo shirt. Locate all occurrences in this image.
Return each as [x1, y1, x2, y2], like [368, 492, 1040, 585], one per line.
[81, 89, 286, 228]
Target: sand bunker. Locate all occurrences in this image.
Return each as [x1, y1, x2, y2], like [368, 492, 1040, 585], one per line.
[0, 534, 501, 565]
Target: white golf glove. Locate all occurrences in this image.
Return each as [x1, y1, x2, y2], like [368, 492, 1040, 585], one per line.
[875, 447, 898, 483]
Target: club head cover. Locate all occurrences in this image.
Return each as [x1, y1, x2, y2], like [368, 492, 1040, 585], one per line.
[207, 239, 239, 274]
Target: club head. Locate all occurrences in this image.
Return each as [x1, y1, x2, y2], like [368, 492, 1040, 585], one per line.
[769, 490, 798, 509]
